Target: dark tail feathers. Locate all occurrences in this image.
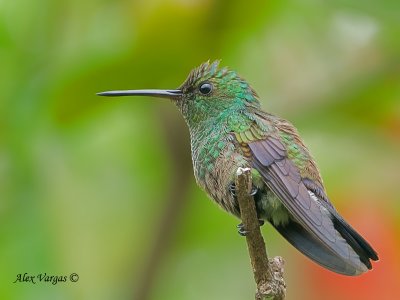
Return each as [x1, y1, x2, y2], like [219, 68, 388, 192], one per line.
[274, 218, 378, 276]
[332, 216, 378, 269]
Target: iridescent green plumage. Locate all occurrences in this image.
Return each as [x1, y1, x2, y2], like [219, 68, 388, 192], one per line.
[98, 60, 378, 276]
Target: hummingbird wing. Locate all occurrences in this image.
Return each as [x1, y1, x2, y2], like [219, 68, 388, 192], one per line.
[235, 120, 377, 275]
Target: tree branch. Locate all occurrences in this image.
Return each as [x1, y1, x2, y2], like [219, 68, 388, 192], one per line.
[235, 167, 286, 300]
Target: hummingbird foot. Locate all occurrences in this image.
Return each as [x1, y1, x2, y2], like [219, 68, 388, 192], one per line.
[237, 223, 248, 236]
[229, 182, 258, 198]
[236, 219, 265, 236]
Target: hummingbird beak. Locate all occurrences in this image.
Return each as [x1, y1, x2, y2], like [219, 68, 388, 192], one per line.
[97, 89, 182, 100]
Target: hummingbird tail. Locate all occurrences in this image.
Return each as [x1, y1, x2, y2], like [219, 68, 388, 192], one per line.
[274, 219, 377, 276]
[331, 216, 378, 267]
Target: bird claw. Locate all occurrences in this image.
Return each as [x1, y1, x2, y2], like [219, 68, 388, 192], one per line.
[229, 183, 258, 197]
[229, 183, 236, 197]
[250, 186, 258, 196]
[237, 223, 249, 236]
[237, 219, 265, 236]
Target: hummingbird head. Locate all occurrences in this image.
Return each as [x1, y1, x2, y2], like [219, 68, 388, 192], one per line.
[176, 60, 260, 125]
[97, 60, 260, 127]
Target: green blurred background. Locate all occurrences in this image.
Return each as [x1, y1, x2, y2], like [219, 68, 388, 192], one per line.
[1, 0, 399, 299]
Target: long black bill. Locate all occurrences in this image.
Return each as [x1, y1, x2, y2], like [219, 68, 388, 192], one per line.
[97, 89, 182, 99]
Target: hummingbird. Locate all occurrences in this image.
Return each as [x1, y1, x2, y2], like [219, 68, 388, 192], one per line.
[98, 60, 378, 276]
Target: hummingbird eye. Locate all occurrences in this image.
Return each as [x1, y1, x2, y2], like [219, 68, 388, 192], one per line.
[199, 82, 213, 95]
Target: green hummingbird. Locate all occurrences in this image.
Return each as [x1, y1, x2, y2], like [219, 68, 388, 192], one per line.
[98, 60, 378, 276]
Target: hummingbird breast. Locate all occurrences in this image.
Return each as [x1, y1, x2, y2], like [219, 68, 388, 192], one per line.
[189, 126, 249, 216]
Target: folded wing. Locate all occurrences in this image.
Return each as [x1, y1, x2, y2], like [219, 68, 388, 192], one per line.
[248, 137, 376, 275]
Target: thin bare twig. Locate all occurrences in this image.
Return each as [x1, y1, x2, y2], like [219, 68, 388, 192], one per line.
[235, 167, 286, 300]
